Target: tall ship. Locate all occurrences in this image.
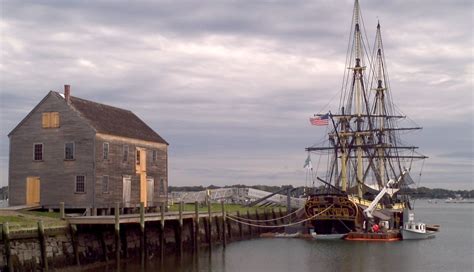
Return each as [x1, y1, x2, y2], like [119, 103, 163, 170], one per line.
[304, 0, 428, 237]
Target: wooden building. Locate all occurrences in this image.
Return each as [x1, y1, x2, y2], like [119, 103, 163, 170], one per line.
[8, 85, 169, 210]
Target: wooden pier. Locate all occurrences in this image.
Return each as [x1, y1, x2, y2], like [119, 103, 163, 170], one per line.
[66, 210, 221, 225]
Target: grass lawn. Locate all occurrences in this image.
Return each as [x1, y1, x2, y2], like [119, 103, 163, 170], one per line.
[0, 210, 66, 230]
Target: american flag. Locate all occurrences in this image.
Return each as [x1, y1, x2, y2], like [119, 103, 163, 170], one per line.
[310, 114, 329, 126]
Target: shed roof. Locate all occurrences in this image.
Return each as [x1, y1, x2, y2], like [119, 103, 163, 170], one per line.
[68, 94, 168, 145]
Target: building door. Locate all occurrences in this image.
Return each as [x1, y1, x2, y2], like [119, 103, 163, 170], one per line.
[26, 176, 40, 205]
[122, 176, 132, 207]
[146, 177, 154, 207]
[136, 147, 148, 206]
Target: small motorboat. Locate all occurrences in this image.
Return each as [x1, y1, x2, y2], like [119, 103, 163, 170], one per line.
[401, 210, 437, 240]
[401, 221, 436, 240]
[310, 229, 346, 240]
[274, 232, 301, 238]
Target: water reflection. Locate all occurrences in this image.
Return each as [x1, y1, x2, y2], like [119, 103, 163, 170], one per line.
[75, 201, 472, 272]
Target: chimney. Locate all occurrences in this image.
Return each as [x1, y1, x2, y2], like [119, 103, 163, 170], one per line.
[64, 84, 71, 104]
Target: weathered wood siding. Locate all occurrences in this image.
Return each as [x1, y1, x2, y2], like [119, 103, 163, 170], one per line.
[94, 133, 168, 208]
[9, 92, 96, 207]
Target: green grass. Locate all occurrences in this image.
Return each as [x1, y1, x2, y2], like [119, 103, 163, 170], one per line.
[167, 203, 287, 214]
[0, 211, 66, 230]
[21, 210, 62, 219]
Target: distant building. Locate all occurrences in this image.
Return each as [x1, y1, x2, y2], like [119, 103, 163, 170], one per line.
[8, 85, 168, 210]
[0, 186, 8, 200]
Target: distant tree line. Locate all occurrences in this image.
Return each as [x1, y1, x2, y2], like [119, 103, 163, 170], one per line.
[169, 185, 474, 199]
[401, 187, 474, 199]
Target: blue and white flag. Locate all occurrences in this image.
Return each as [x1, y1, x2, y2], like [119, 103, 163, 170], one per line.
[304, 154, 313, 170]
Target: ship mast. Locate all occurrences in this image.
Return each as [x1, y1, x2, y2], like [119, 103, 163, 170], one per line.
[306, 0, 428, 198]
[352, 0, 365, 198]
[374, 22, 386, 187]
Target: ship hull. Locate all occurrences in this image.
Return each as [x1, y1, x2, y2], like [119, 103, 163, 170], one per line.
[401, 229, 436, 240]
[304, 193, 360, 234]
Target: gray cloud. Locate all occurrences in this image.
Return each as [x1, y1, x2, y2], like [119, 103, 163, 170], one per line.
[1, 0, 472, 189]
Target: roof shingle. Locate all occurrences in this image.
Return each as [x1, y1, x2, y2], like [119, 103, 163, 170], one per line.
[69, 95, 168, 145]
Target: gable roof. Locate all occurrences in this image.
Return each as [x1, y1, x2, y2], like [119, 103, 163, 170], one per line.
[8, 91, 56, 137]
[68, 94, 168, 145]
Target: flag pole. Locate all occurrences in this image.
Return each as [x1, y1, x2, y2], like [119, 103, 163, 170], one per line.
[328, 111, 343, 153]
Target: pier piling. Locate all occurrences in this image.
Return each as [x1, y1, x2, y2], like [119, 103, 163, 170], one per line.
[194, 201, 199, 252]
[3, 222, 13, 272]
[98, 226, 108, 262]
[160, 202, 165, 260]
[70, 224, 80, 265]
[272, 208, 277, 227]
[38, 220, 48, 271]
[59, 202, 65, 220]
[140, 202, 146, 266]
[114, 202, 121, 268]
[247, 210, 252, 237]
[177, 201, 184, 255]
[255, 210, 260, 234]
[207, 202, 212, 248]
[237, 211, 243, 239]
[221, 201, 226, 248]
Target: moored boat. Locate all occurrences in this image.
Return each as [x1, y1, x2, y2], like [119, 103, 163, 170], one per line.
[303, 0, 431, 239]
[401, 209, 436, 240]
[310, 229, 346, 240]
[401, 222, 436, 240]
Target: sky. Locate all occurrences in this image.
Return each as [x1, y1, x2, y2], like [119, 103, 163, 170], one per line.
[1, 0, 472, 190]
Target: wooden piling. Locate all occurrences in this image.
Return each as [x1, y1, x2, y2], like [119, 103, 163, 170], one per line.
[3, 222, 13, 272]
[207, 202, 212, 248]
[160, 202, 165, 260]
[115, 202, 121, 267]
[38, 220, 48, 271]
[237, 211, 243, 239]
[255, 210, 260, 234]
[140, 202, 146, 265]
[263, 208, 269, 227]
[221, 201, 226, 248]
[70, 224, 80, 265]
[194, 201, 199, 252]
[227, 217, 232, 240]
[272, 208, 277, 226]
[177, 201, 183, 255]
[215, 216, 220, 242]
[98, 226, 108, 262]
[287, 188, 291, 225]
[59, 202, 65, 220]
[246, 210, 252, 237]
[279, 207, 284, 222]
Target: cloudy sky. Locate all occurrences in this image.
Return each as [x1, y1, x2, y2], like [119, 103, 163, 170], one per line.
[1, 0, 472, 189]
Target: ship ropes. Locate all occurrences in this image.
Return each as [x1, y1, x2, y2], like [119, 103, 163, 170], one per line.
[303, 0, 427, 235]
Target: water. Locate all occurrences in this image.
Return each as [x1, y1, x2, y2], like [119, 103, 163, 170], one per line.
[84, 200, 473, 272]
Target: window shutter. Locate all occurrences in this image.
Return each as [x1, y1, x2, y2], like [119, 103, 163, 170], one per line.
[51, 112, 60, 128]
[42, 113, 51, 128]
[140, 149, 146, 171]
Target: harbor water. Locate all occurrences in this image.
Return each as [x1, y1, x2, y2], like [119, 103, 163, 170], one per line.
[81, 200, 473, 272]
